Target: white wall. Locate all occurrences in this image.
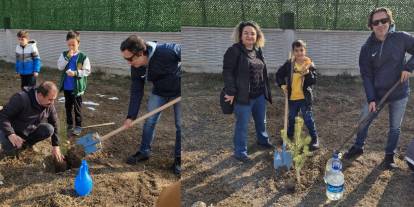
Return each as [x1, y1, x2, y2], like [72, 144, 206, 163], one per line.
[0, 29, 182, 75]
[2, 28, 411, 76]
[181, 27, 373, 75]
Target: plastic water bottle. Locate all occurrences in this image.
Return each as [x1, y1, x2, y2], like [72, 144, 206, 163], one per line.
[324, 153, 344, 201]
[74, 159, 93, 196]
[325, 152, 341, 178]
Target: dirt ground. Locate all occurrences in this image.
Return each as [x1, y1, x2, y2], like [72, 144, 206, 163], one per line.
[0, 61, 179, 206]
[182, 73, 414, 207]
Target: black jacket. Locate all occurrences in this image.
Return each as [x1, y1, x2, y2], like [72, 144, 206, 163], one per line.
[275, 59, 317, 106]
[222, 43, 272, 105]
[0, 88, 59, 146]
[127, 42, 181, 119]
[359, 29, 414, 103]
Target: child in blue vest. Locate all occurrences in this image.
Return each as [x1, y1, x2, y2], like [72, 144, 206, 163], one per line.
[15, 30, 41, 89]
[57, 31, 91, 136]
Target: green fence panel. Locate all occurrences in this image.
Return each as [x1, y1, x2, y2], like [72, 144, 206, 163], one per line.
[0, 0, 180, 32]
[181, 0, 414, 31]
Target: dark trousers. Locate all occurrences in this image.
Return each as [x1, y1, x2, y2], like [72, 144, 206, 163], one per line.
[20, 74, 36, 89]
[0, 123, 54, 153]
[287, 99, 318, 140]
[64, 90, 82, 127]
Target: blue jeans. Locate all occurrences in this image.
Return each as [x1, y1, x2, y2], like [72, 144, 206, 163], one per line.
[354, 97, 408, 155]
[233, 95, 269, 158]
[287, 100, 318, 140]
[139, 93, 181, 158]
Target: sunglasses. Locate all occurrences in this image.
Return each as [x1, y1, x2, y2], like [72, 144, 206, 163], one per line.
[124, 53, 140, 62]
[372, 18, 390, 26]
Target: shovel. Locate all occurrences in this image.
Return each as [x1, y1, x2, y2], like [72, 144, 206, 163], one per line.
[82, 122, 115, 129]
[337, 80, 401, 153]
[76, 97, 181, 154]
[274, 90, 293, 171]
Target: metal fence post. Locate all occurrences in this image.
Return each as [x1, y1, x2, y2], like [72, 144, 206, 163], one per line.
[201, 0, 207, 26]
[333, 0, 339, 30]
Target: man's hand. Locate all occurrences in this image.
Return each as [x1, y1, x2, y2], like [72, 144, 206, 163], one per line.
[52, 146, 65, 163]
[123, 118, 133, 129]
[401, 71, 411, 83]
[66, 70, 76, 77]
[8, 134, 25, 149]
[368, 101, 376, 112]
[33, 72, 39, 77]
[224, 94, 234, 105]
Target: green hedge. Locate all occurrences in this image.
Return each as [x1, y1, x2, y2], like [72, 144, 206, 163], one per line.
[181, 0, 414, 31]
[0, 0, 181, 32]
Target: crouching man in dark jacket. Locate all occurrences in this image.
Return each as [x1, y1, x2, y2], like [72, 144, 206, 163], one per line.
[120, 35, 181, 176]
[0, 81, 64, 162]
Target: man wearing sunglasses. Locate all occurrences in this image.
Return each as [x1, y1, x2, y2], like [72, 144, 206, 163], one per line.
[344, 7, 414, 170]
[120, 35, 181, 176]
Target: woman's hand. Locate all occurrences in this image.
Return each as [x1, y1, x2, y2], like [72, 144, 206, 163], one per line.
[224, 94, 234, 105]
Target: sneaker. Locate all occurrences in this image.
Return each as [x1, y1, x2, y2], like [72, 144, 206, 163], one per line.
[309, 138, 320, 151]
[72, 126, 82, 136]
[383, 154, 398, 170]
[343, 146, 364, 160]
[257, 141, 274, 149]
[172, 157, 181, 176]
[126, 151, 150, 165]
[233, 154, 252, 163]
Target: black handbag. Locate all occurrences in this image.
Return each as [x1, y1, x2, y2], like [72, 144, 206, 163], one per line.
[220, 88, 234, 114]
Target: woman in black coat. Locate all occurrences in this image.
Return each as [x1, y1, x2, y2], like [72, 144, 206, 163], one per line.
[222, 21, 273, 162]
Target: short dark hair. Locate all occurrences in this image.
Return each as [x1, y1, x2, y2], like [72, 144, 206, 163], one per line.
[368, 7, 394, 30]
[36, 81, 58, 97]
[292, 39, 306, 50]
[17, 30, 29, 38]
[120, 35, 147, 55]
[66, 30, 80, 42]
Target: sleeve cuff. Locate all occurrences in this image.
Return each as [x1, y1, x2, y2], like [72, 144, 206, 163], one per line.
[126, 115, 137, 120]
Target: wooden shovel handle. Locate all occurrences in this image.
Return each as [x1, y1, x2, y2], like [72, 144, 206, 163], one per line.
[82, 122, 115, 129]
[99, 97, 181, 142]
[284, 91, 288, 131]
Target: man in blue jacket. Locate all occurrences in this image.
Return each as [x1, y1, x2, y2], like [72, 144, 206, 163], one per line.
[120, 35, 181, 176]
[344, 7, 414, 170]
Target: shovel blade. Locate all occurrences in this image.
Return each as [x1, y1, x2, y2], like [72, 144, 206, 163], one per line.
[84, 144, 101, 154]
[274, 151, 284, 169]
[274, 148, 293, 170]
[76, 132, 101, 154]
[282, 150, 293, 169]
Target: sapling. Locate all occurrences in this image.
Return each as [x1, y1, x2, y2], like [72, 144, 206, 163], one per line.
[281, 116, 312, 185]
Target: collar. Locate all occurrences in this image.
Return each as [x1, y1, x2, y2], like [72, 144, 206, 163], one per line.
[146, 41, 157, 61]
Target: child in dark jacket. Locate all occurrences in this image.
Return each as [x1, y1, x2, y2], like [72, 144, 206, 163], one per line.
[57, 31, 91, 136]
[275, 40, 319, 151]
[15, 30, 41, 89]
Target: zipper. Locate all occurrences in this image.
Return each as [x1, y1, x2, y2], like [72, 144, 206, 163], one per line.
[379, 34, 389, 60]
[22, 46, 24, 74]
